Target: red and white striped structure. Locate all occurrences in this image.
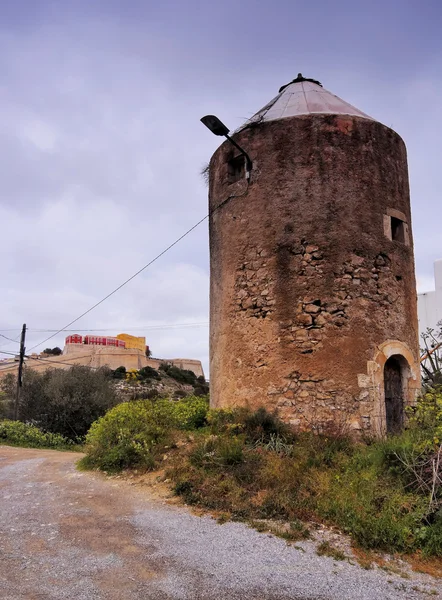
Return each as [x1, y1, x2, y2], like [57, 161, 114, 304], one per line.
[65, 335, 126, 348]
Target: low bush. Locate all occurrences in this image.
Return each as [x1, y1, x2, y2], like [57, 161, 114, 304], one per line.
[138, 366, 161, 381]
[0, 420, 72, 449]
[80, 400, 173, 472]
[43, 347, 62, 356]
[190, 436, 244, 469]
[159, 363, 197, 385]
[80, 396, 209, 472]
[242, 406, 293, 443]
[112, 366, 127, 379]
[172, 396, 209, 430]
[206, 407, 243, 433]
[407, 385, 442, 442]
[194, 375, 210, 397]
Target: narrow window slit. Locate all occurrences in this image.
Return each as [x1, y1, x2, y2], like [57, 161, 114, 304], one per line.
[227, 155, 245, 183]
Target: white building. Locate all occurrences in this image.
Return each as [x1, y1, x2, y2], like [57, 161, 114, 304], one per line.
[418, 259, 442, 337]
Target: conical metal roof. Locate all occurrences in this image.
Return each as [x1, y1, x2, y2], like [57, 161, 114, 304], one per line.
[241, 75, 373, 128]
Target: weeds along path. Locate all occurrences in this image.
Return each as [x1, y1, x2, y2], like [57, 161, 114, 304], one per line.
[0, 445, 439, 600]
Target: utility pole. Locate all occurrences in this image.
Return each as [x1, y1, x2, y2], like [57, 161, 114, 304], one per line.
[14, 323, 26, 421]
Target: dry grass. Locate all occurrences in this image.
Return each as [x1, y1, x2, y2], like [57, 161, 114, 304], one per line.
[409, 554, 442, 578]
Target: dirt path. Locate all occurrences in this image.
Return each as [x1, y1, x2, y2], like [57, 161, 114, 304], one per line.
[0, 446, 440, 600]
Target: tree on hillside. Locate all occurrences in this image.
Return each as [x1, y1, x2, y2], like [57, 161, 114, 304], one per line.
[43, 347, 62, 356]
[112, 366, 127, 379]
[0, 366, 118, 440]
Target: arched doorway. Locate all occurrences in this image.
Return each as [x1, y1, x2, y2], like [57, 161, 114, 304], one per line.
[384, 355, 407, 434]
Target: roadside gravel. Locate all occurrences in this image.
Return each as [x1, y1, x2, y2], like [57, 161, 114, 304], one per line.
[0, 446, 440, 599]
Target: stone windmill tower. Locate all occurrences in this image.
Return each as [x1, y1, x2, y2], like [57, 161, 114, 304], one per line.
[206, 75, 420, 436]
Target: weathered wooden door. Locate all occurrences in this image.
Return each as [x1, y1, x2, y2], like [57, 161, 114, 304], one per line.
[384, 357, 404, 434]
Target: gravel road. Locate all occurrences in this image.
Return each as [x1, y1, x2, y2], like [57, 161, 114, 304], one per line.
[0, 445, 440, 600]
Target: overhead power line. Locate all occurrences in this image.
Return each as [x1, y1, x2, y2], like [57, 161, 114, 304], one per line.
[28, 322, 209, 333]
[0, 349, 18, 357]
[27, 185, 248, 353]
[27, 214, 210, 352]
[0, 350, 97, 370]
[0, 333, 21, 344]
[24, 354, 98, 370]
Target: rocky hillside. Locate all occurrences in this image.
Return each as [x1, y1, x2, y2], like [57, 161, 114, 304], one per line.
[110, 364, 209, 402]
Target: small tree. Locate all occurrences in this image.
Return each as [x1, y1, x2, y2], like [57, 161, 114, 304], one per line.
[138, 366, 160, 381]
[112, 366, 127, 379]
[194, 375, 210, 397]
[43, 347, 63, 356]
[421, 322, 442, 387]
[1, 366, 118, 441]
[0, 373, 16, 419]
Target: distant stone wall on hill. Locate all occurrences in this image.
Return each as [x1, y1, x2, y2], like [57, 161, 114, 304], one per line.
[147, 358, 204, 378]
[0, 345, 204, 380]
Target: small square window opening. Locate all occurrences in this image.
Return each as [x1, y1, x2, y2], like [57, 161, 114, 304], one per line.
[391, 216, 405, 243]
[227, 155, 245, 183]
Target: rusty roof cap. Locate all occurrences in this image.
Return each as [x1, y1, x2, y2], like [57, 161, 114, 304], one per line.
[278, 73, 323, 93]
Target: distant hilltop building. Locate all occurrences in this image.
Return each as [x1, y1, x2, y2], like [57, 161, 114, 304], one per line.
[0, 331, 204, 379]
[418, 260, 442, 337]
[206, 74, 420, 437]
[65, 333, 148, 354]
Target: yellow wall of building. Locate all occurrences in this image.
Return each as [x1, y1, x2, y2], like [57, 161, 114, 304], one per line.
[116, 333, 146, 353]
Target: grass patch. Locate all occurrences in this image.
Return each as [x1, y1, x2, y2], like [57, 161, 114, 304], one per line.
[247, 518, 309, 542]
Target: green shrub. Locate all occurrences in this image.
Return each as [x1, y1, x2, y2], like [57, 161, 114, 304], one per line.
[408, 386, 442, 443]
[0, 391, 7, 419]
[81, 396, 209, 472]
[0, 420, 72, 449]
[1, 366, 118, 441]
[80, 400, 173, 472]
[206, 408, 244, 434]
[112, 366, 127, 379]
[254, 432, 294, 456]
[206, 406, 290, 441]
[242, 407, 292, 443]
[160, 363, 197, 385]
[190, 436, 244, 469]
[138, 366, 161, 381]
[171, 396, 209, 429]
[43, 347, 62, 356]
[420, 519, 442, 556]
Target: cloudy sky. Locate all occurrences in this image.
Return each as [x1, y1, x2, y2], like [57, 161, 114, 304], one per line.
[0, 0, 441, 373]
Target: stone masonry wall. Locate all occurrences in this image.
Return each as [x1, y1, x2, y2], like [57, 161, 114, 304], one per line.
[232, 242, 408, 433]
